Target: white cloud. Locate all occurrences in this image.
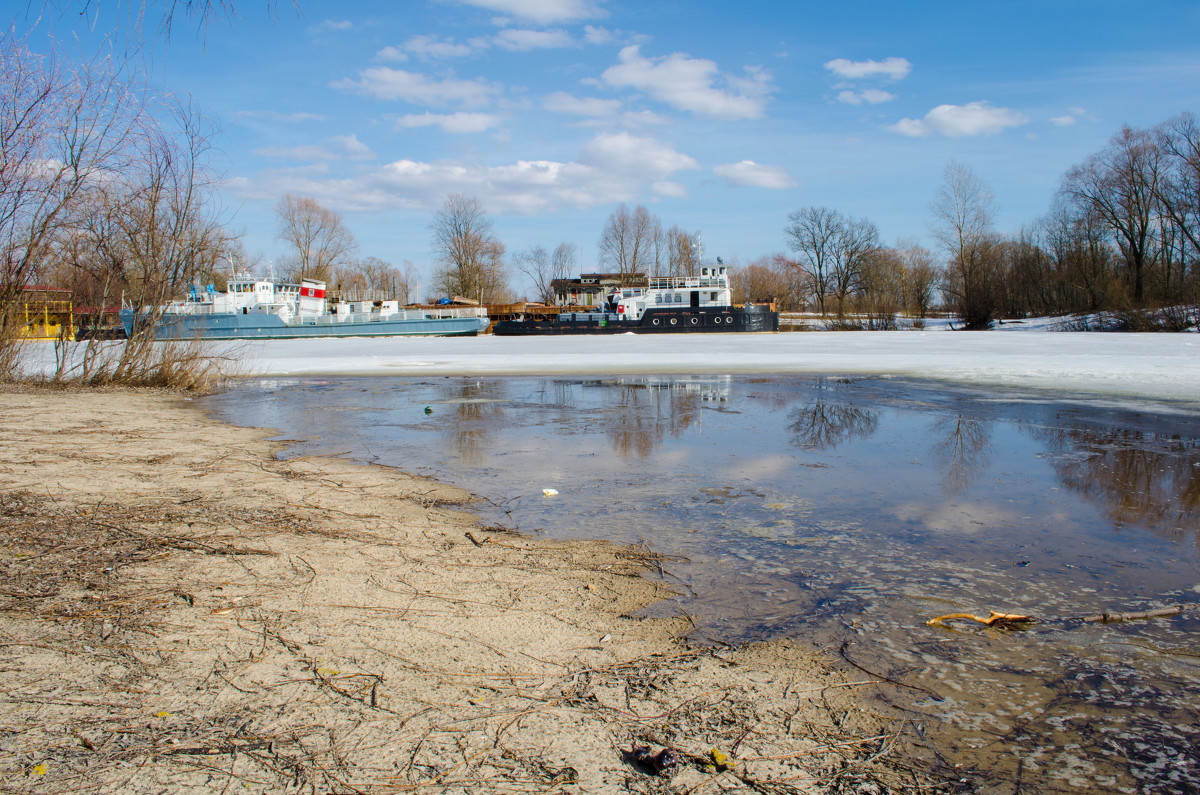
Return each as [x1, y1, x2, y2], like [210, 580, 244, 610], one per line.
[309, 20, 352, 34]
[254, 144, 339, 161]
[332, 68, 500, 109]
[235, 110, 327, 123]
[394, 112, 502, 133]
[824, 57, 911, 80]
[888, 102, 1029, 137]
[600, 45, 771, 120]
[402, 35, 477, 59]
[578, 132, 699, 181]
[452, 0, 605, 24]
[543, 91, 621, 117]
[583, 25, 616, 45]
[713, 160, 797, 189]
[836, 88, 896, 106]
[620, 109, 669, 127]
[494, 28, 573, 51]
[1050, 115, 1076, 127]
[375, 46, 407, 62]
[254, 135, 374, 162]
[331, 134, 375, 160]
[236, 132, 698, 213]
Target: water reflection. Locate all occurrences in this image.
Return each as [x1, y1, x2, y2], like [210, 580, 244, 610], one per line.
[203, 375, 1200, 794]
[1033, 425, 1200, 542]
[931, 415, 992, 495]
[787, 398, 878, 450]
[431, 379, 508, 465]
[588, 379, 714, 458]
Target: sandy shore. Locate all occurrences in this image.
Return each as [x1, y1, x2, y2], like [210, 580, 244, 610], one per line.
[0, 386, 939, 793]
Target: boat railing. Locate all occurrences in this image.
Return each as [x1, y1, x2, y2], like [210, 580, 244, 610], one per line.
[421, 307, 489, 319]
[646, 276, 727, 290]
[294, 307, 489, 325]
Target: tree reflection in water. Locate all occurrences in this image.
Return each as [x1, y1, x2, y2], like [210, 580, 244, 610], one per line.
[1033, 425, 1200, 541]
[434, 379, 508, 465]
[584, 379, 715, 460]
[931, 414, 991, 495]
[786, 401, 878, 450]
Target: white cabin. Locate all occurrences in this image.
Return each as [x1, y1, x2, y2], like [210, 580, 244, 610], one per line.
[611, 266, 733, 321]
[163, 273, 328, 320]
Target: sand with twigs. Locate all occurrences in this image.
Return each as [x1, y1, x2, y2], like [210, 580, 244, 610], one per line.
[0, 386, 943, 794]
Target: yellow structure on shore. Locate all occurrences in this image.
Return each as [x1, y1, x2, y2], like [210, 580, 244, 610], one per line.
[14, 287, 75, 341]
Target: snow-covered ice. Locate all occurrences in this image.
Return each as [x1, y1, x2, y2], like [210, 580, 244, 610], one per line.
[28, 327, 1200, 407]
[234, 330, 1198, 405]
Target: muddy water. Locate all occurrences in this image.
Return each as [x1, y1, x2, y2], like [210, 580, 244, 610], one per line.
[206, 375, 1200, 794]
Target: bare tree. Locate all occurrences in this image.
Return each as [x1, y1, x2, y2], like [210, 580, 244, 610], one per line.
[665, 226, 700, 277]
[1061, 127, 1163, 303]
[829, 215, 880, 317]
[1155, 113, 1200, 295]
[93, 98, 228, 383]
[856, 246, 903, 329]
[552, 241, 577, 281]
[514, 242, 574, 303]
[430, 193, 508, 303]
[930, 161, 1000, 328]
[598, 203, 659, 280]
[0, 33, 144, 374]
[1041, 200, 1116, 313]
[784, 206, 841, 316]
[894, 239, 940, 318]
[275, 194, 358, 283]
[734, 255, 791, 306]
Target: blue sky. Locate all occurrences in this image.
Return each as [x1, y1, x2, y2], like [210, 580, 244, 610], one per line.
[18, 0, 1200, 296]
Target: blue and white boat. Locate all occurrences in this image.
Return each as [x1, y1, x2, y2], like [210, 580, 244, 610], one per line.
[120, 274, 489, 340]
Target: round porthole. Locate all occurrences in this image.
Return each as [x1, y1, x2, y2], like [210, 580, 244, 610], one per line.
[669, 317, 678, 326]
[652, 317, 660, 326]
[690, 317, 698, 325]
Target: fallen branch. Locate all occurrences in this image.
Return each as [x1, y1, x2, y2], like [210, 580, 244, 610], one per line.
[1078, 605, 1184, 623]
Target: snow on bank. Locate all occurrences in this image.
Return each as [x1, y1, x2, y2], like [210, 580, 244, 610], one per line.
[25, 329, 1200, 407]
[232, 331, 1198, 406]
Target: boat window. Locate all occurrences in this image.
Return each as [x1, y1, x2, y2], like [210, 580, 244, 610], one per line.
[711, 292, 718, 302]
[674, 294, 682, 303]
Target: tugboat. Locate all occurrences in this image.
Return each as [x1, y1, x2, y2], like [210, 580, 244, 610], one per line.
[120, 273, 489, 340]
[492, 265, 777, 335]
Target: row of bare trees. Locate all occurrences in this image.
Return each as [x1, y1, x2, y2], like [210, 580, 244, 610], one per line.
[428, 199, 704, 306]
[930, 115, 1200, 328]
[743, 112, 1198, 330]
[597, 203, 702, 281]
[0, 31, 231, 381]
[272, 194, 419, 302]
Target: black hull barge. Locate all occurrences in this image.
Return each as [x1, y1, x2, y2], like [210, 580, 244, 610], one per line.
[493, 265, 779, 336]
[493, 305, 778, 335]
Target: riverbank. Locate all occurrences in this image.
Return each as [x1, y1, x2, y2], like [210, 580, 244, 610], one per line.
[0, 386, 944, 794]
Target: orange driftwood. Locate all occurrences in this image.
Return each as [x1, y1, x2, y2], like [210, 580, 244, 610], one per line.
[926, 611, 1034, 627]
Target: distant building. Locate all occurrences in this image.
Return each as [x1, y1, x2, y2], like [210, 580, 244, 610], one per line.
[550, 273, 649, 307]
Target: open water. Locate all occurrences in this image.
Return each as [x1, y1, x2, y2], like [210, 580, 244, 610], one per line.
[205, 375, 1200, 794]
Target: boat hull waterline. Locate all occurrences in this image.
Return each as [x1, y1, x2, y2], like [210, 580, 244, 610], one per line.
[493, 305, 779, 335]
[120, 308, 490, 340]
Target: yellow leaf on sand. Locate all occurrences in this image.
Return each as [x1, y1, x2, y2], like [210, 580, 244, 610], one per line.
[33, 763, 47, 775]
[710, 748, 736, 770]
[156, 711, 172, 718]
[316, 667, 339, 677]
